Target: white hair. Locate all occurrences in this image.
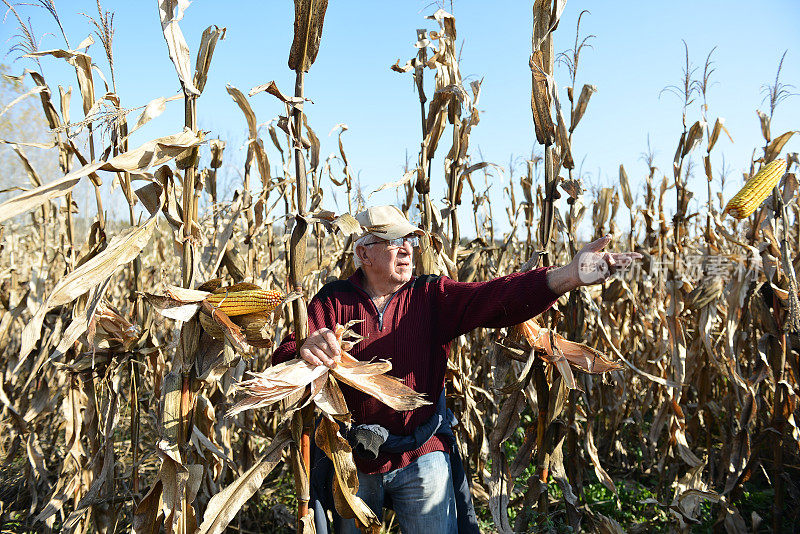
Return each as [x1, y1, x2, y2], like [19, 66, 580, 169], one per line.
[352, 234, 371, 269]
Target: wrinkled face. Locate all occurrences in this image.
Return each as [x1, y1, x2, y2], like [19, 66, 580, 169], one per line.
[357, 235, 416, 287]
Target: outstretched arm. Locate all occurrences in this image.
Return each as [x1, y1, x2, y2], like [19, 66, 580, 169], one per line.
[546, 234, 643, 293]
[434, 234, 642, 342]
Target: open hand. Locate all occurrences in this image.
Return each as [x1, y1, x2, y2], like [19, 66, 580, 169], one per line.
[572, 234, 642, 286]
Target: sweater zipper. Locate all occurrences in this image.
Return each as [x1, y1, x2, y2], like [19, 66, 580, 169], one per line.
[374, 290, 400, 331]
[351, 282, 406, 332]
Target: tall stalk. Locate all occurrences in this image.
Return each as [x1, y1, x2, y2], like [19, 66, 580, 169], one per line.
[556, 11, 594, 518]
[181, 93, 198, 288]
[289, 68, 313, 526]
[530, 0, 558, 520]
[287, 2, 328, 529]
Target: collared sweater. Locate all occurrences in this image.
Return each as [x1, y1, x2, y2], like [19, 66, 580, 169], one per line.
[272, 266, 561, 474]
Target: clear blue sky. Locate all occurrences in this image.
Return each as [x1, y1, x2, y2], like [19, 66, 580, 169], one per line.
[2, 0, 799, 238]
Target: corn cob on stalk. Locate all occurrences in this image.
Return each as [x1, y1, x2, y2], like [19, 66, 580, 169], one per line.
[204, 283, 284, 316]
[724, 158, 787, 219]
[200, 311, 274, 348]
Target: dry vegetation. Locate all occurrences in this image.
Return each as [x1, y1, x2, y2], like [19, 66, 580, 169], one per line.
[0, 1, 798, 533]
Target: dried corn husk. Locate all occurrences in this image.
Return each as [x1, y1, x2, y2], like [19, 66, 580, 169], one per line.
[515, 318, 622, 374]
[228, 322, 430, 418]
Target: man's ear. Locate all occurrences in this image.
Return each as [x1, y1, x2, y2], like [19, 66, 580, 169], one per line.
[356, 245, 371, 266]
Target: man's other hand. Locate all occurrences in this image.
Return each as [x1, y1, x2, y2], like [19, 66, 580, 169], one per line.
[299, 328, 341, 368]
[546, 234, 643, 294]
[572, 234, 642, 286]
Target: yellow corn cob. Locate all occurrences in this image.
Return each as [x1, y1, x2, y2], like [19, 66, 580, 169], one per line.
[724, 158, 787, 219]
[204, 287, 284, 316]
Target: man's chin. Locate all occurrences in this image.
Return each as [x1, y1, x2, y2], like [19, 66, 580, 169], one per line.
[393, 268, 413, 283]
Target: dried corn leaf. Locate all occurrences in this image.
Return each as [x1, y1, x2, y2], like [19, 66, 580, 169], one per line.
[227, 85, 270, 185]
[586, 422, 617, 496]
[132, 479, 163, 534]
[596, 317, 680, 389]
[682, 120, 705, 157]
[226, 85, 258, 138]
[316, 416, 381, 533]
[24, 70, 62, 130]
[45, 275, 113, 372]
[27, 46, 95, 115]
[193, 25, 226, 94]
[619, 164, 633, 209]
[518, 319, 622, 375]
[19, 181, 165, 360]
[590, 512, 625, 534]
[550, 77, 574, 169]
[0, 129, 201, 223]
[369, 170, 416, 198]
[249, 80, 308, 109]
[0, 84, 46, 120]
[197, 429, 291, 534]
[130, 95, 183, 135]
[135, 438, 189, 534]
[91, 301, 139, 348]
[765, 130, 796, 162]
[707, 117, 733, 153]
[570, 83, 596, 132]
[757, 109, 771, 141]
[63, 380, 120, 529]
[157, 0, 200, 95]
[198, 195, 243, 281]
[488, 449, 514, 534]
[144, 292, 203, 322]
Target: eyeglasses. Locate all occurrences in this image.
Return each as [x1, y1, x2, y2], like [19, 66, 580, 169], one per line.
[362, 236, 419, 248]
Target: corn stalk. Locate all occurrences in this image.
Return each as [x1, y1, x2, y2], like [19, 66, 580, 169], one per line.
[287, 1, 328, 530]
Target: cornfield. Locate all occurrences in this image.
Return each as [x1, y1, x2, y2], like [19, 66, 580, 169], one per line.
[0, 1, 798, 533]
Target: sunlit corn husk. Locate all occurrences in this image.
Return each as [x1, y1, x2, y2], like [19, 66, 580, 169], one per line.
[91, 302, 140, 349]
[227, 322, 430, 418]
[724, 158, 786, 219]
[237, 312, 274, 348]
[199, 310, 274, 348]
[197, 278, 223, 292]
[204, 283, 284, 316]
[199, 311, 224, 340]
[516, 318, 622, 374]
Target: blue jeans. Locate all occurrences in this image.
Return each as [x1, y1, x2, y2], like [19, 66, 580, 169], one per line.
[338, 451, 457, 534]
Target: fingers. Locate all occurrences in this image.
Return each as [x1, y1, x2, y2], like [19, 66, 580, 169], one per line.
[573, 246, 644, 288]
[602, 252, 643, 275]
[582, 234, 612, 253]
[309, 345, 336, 367]
[299, 347, 323, 367]
[317, 329, 340, 368]
[299, 328, 340, 368]
[321, 330, 341, 358]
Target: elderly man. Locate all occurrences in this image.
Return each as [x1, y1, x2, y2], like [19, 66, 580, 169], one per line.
[273, 205, 641, 533]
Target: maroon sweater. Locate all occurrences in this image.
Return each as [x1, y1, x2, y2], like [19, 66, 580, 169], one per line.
[272, 266, 561, 474]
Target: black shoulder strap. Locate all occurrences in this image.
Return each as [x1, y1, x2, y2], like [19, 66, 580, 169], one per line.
[413, 274, 441, 287]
